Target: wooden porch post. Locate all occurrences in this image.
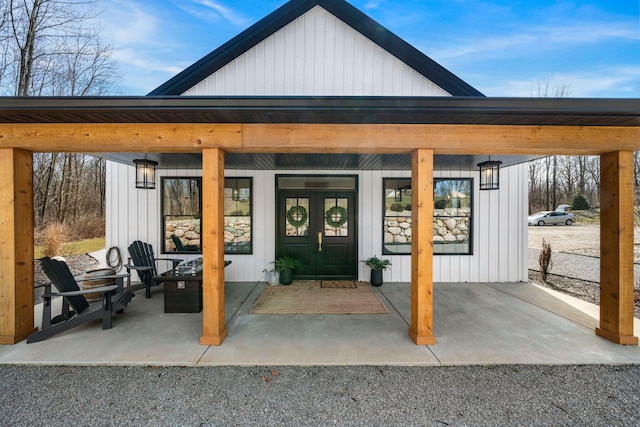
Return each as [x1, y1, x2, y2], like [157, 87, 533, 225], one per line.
[0, 148, 36, 344]
[596, 151, 638, 345]
[200, 147, 228, 345]
[408, 148, 436, 345]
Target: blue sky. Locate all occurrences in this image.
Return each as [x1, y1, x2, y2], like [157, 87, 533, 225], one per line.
[99, 0, 639, 97]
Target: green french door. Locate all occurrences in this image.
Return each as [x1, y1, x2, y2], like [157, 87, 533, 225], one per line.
[276, 178, 357, 280]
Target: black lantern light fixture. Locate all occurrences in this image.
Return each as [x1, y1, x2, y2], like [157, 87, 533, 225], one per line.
[133, 157, 158, 189]
[477, 158, 502, 190]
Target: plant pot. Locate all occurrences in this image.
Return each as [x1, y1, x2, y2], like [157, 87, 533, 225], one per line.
[279, 269, 294, 285]
[370, 269, 383, 287]
[268, 271, 280, 286]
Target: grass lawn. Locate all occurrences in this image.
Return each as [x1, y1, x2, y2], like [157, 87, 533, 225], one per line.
[34, 237, 105, 259]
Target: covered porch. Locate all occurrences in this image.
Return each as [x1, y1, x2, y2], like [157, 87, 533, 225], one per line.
[0, 96, 639, 348]
[1, 280, 639, 365]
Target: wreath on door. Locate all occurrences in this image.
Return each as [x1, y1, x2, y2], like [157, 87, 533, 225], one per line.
[325, 205, 348, 228]
[286, 205, 308, 228]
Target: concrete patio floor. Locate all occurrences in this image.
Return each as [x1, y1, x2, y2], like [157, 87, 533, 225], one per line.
[1, 281, 639, 366]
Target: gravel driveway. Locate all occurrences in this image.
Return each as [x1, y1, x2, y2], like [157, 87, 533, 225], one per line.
[1, 365, 639, 426]
[528, 222, 640, 260]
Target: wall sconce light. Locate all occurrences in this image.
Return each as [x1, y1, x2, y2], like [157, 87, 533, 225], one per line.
[133, 157, 158, 189]
[394, 188, 403, 202]
[478, 159, 502, 190]
[232, 188, 240, 201]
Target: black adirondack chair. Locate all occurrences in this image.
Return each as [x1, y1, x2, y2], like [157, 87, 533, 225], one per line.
[126, 240, 181, 298]
[27, 257, 135, 344]
[171, 235, 199, 252]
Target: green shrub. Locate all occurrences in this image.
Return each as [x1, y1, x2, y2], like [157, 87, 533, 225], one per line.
[571, 193, 590, 210]
[389, 202, 405, 212]
[404, 203, 412, 211]
[434, 199, 447, 209]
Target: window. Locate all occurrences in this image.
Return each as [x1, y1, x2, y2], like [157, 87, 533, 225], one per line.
[383, 177, 473, 255]
[161, 176, 254, 255]
[224, 178, 252, 254]
[433, 179, 473, 255]
[383, 178, 412, 255]
[162, 177, 202, 253]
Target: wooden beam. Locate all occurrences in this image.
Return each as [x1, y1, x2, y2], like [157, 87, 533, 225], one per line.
[240, 124, 640, 155]
[596, 151, 638, 345]
[200, 148, 228, 346]
[408, 148, 436, 345]
[0, 148, 36, 344]
[0, 124, 242, 153]
[1, 123, 638, 155]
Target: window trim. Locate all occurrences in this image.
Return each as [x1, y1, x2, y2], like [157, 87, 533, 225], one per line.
[433, 178, 474, 256]
[160, 176, 202, 254]
[382, 177, 413, 256]
[382, 177, 474, 256]
[224, 177, 254, 255]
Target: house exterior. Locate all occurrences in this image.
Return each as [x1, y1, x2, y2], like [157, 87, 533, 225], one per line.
[106, 0, 529, 285]
[0, 0, 638, 348]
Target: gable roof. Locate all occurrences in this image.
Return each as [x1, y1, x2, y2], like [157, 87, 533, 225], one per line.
[148, 0, 484, 97]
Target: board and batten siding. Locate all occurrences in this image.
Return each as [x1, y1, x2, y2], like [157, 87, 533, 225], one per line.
[183, 6, 450, 97]
[106, 164, 529, 283]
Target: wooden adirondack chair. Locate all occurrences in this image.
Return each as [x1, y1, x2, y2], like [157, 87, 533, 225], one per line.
[125, 240, 181, 298]
[28, 257, 135, 344]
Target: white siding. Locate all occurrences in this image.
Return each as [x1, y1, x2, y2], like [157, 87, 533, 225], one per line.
[107, 165, 529, 283]
[106, 3, 528, 284]
[183, 6, 450, 97]
[106, 163, 200, 281]
[432, 164, 528, 283]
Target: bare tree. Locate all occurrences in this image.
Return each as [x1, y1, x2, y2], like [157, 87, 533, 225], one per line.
[1, 0, 118, 234]
[530, 76, 572, 98]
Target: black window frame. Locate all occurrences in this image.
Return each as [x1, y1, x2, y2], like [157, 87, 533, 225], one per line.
[433, 178, 474, 256]
[382, 177, 474, 256]
[224, 177, 253, 255]
[161, 176, 202, 254]
[382, 178, 413, 255]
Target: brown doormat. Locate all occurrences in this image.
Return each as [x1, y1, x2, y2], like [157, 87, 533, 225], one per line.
[250, 281, 388, 315]
[321, 280, 357, 289]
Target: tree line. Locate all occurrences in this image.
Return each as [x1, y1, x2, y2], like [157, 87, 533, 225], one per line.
[528, 153, 640, 214]
[0, 0, 117, 233]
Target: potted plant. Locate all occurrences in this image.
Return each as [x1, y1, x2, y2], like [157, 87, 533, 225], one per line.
[273, 256, 299, 285]
[363, 256, 391, 287]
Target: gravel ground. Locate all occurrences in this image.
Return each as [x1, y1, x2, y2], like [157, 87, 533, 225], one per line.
[529, 270, 640, 320]
[19, 233, 640, 425]
[1, 365, 639, 426]
[528, 224, 640, 318]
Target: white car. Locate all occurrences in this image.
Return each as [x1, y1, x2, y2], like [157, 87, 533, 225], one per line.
[528, 211, 575, 226]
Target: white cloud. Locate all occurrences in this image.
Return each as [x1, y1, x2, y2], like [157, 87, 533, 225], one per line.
[99, 1, 163, 47]
[113, 49, 185, 75]
[480, 66, 640, 98]
[363, 1, 382, 9]
[192, 0, 251, 27]
[425, 20, 639, 62]
[94, 1, 198, 93]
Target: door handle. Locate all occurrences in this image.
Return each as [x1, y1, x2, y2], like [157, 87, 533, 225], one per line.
[318, 232, 323, 252]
